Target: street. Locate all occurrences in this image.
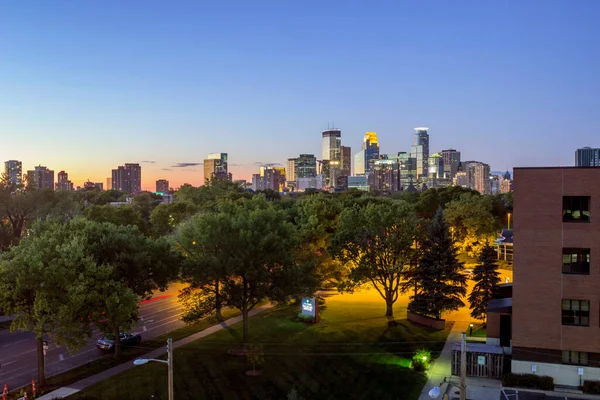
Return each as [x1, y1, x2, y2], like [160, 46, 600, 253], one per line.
[0, 282, 187, 390]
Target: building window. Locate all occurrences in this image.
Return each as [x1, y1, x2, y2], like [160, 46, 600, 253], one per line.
[563, 196, 591, 222]
[562, 248, 591, 274]
[562, 299, 590, 326]
[562, 350, 589, 365]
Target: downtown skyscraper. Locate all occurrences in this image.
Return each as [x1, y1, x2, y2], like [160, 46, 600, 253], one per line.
[410, 127, 430, 179]
[354, 132, 379, 175]
[203, 153, 231, 182]
[321, 129, 342, 189]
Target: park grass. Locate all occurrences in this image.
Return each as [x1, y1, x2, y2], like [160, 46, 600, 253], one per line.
[73, 291, 452, 400]
[469, 323, 487, 338]
[10, 309, 239, 399]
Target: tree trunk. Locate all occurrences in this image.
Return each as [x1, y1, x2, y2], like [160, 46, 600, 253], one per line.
[215, 280, 223, 322]
[113, 328, 121, 359]
[385, 292, 394, 317]
[36, 337, 46, 388]
[242, 278, 249, 343]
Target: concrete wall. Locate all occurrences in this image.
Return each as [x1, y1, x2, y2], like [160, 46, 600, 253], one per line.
[407, 311, 446, 330]
[512, 359, 600, 387]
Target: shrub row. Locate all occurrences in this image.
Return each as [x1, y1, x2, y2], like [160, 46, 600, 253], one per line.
[502, 373, 554, 391]
[583, 380, 600, 394]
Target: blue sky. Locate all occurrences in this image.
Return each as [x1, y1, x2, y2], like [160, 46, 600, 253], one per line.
[1, 1, 599, 188]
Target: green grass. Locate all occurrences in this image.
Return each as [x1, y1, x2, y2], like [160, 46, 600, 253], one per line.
[9, 309, 239, 399]
[73, 294, 452, 400]
[468, 323, 487, 338]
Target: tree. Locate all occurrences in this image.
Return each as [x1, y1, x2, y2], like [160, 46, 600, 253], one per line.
[330, 199, 419, 317]
[468, 245, 501, 320]
[444, 193, 499, 257]
[0, 175, 43, 249]
[408, 209, 467, 319]
[0, 220, 94, 387]
[85, 204, 148, 234]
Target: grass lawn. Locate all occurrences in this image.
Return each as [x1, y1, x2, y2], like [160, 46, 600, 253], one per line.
[468, 323, 487, 338]
[73, 291, 452, 400]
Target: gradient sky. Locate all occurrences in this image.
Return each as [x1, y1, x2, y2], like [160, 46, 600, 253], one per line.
[1, 1, 599, 190]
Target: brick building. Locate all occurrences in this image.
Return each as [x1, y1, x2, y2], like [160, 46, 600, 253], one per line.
[511, 167, 600, 386]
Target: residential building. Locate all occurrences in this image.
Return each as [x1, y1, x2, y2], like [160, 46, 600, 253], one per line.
[575, 147, 600, 167]
[500, 177, 512, 193]
[470, 162, 491, 194]
[441, 149, 461, 180]
[4, 160, 22, 186]
[340, 146, 352, 177]
[511, 167, 600, 386]
[56, 171, 73, 191]
[27, 165, 54, 190]
[111, 163, 142, 193]
[156, 179, 169, 194]
[410, 127, 429, 179]
[203, 153, 231, 182]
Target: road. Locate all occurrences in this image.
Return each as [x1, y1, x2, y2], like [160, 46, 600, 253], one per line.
[0, 282, 187, 391]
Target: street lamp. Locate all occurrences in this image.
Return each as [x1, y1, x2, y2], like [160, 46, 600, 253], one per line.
[469, 323, 473, 336]
[133, 338, 174, 400]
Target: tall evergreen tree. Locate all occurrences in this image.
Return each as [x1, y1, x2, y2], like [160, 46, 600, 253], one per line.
[468, 244, 501, 320]
[408, 209, 467, 319]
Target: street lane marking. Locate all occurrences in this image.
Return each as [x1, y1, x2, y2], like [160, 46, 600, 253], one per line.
[2, 339, 30, 347]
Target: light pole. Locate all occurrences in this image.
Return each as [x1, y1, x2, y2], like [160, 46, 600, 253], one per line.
[133, 338, 174, 400]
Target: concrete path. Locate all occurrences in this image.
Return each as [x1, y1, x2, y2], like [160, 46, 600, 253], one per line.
[37, 304, 273, 400]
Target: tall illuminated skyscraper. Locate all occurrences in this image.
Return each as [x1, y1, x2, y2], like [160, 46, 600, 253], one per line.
[4, 160, 22, 186]
[203, 153, 231, 182]
[321, 129, 342, 162]
[410, 127, 430, 179]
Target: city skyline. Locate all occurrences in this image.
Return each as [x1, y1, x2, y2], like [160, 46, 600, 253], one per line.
[2, 2, 599, 190]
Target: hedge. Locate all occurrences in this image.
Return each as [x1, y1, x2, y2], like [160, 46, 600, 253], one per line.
[583, 380, 600, 394]
[502, 373, 554, 391]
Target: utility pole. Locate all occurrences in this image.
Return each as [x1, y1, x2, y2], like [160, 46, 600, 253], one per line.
[167, 337, 174, 400]
[460, 333, 467, 400]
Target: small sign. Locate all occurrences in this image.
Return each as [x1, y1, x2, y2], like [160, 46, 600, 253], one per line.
[477, 355, 486, 365]
[578, 367, 584, 376]
[43, 349, 47, 356]
[301, 297, 316, 318]
[531, 364, 537, 372]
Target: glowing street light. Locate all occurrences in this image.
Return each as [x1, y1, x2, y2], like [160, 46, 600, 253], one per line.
[133, 338, 174, 400]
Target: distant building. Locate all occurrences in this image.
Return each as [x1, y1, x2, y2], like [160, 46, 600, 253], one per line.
[84, 181, 103, 190]
[203, 153, 231, 182]
[27, 165, 54, 190]
[322, 129, 342, 189]
[4, 160, 22, 186]
[575, 147, 600, 167]
[441, 149, 461, 180]
[112, 163, 141, 193]
[295, 154, 317, 179]
[340, 146, 352, 177]
[353, 132, 379, 177]
[234, 179, 252, 191]
[490, 175, 501, 195]
[252, 167, 283, 191]
[469, 162, 491, 195]
[156, 179, 169, 194]
[410, 127, 430, 179]
[454, 171, 468, 188]
[348, 175, 369, 191]
[286, 158, 296, 183]
[500, 177, 512, 193]
[297, 176, 324, 191]
[56, 171, 74, 191]
[369, 159, 399, 192]
[106, 177, 112, 191]
[428, 153, 444, 179]
[354, 150, 365, 175]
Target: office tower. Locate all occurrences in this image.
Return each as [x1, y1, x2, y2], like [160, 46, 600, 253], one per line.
[56, 170, 73, 191]
[353, 132, 379, 176]
[410, 127, 430, 179]
[252, 167, 283, 191]
[441, 149, 461, 180]
[286, 158, 296, 183]
[506, 167, 600, 386]
[295, 154, 317, 179]
[203, 153, 231, 182]
[4, 160, 22, 186]
[156, 179, 169, 194]
[369, 159, 399, 192]
[354, 150, 365, 175]
[111, 163, 142, 193]
[106, 178, 112, 191]
[27, 165, 55, 190]
[575, 147, 600, 167]
[321, 129, 342, 162]
[379, 152, 416, 191]
[340, 146, 352, 177]
[347, 176, 369, 191]
[427, 153, 444, 179]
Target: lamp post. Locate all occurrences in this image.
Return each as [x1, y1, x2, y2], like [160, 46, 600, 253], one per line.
[133, 338, 174, 400]
[507, 212, 512, 230]
[469, 323, 473, 336]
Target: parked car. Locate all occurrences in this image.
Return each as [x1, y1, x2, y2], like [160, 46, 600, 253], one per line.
[96, 332, 141, 351]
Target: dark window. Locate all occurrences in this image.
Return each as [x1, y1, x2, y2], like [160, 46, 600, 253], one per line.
[562, 248, 591, 274]
[562, 299, 590, 326]
[562, 350, 589, 365]
[563, 196, 591, 222]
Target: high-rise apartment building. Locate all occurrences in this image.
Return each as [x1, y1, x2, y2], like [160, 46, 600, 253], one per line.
[511, 167, 600, 386]
[4, 160, 22, 186]
[112, 163, 142, 193]
[203, 153, 231, 182]
[27, 165, 54, 190]
[469, 162, 491, 195]
[156, 179, 169, 194]
[56, 171, 73, 191]
[500, 177, 512, 193]
[575, 147, 600, 167]
[410, 127, 430, 179]
[441, 149, 461, 180]
[286, 158, 296, 183]
[340, 146, 352, 177]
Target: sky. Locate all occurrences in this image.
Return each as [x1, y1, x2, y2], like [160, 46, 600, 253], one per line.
[1, 1, 599, 190]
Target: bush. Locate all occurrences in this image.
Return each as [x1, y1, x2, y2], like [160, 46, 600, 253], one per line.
[583, 380, 600, 394]
[296, 313, 315, 323]
[502, 373, 554, 391]
[411, 349, 431, 372]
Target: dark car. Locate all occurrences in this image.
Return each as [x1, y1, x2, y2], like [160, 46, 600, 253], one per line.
[96, 332, 141, 351]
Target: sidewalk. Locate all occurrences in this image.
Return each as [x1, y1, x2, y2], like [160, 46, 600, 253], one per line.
[37, 304, 273, 400]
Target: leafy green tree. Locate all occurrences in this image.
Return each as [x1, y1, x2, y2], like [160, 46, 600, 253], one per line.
[330, 199, 419, 317]
[85, 204, 148, 235]
[0, 220, 94, 387]
[149, 201, 198, 237]
[408, 209, 467, 319]
[0, 175, 44, 249]
[468, 245, 501, 320]
[131, 192, 162, 221]
[444, 193, 499, 256]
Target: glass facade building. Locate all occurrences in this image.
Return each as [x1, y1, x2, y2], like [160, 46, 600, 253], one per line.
[410, 127, 430, 179]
